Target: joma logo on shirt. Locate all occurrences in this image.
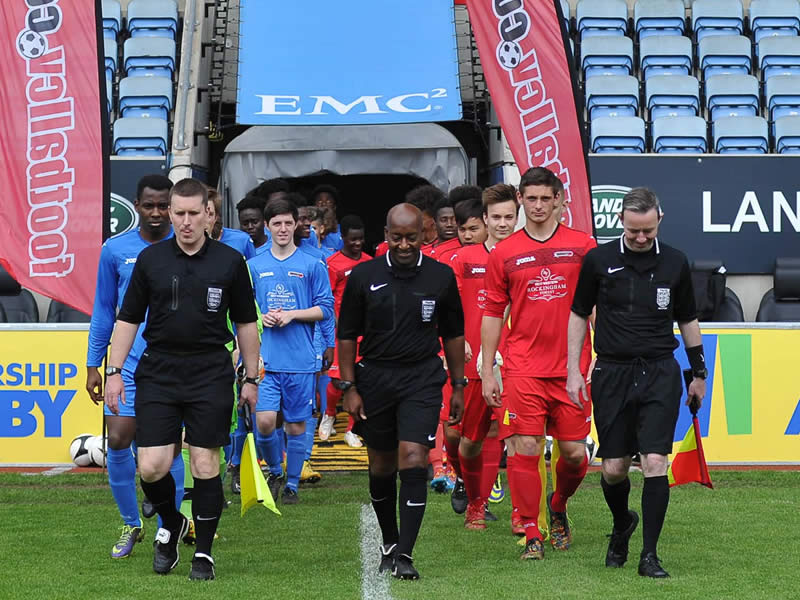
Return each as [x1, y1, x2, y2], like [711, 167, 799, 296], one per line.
[471, 266, 486, 274]
[515, 256, 536, 266]
[124, 258, 137, 264]
[259, 271, 274, 278]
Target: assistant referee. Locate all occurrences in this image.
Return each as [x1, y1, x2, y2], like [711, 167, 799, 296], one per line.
[337, 203, 465, 581]
[104, 178, 261, 581]
[566, 188, 706, 579]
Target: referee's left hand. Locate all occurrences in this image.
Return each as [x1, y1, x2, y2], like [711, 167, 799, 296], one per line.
[239, 381, 258, 413]
[448, 387, 464, 426]
[686, 378, 706, 411]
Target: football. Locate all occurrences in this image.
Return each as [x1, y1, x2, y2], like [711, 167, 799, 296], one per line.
[86, 435, 106, 468]
[497, 40, 522, 70]
[544, 435, 554, 462]
[17, 30, 47, 60]
[586, 435, 599, 464]
[69, 434, 94, 467]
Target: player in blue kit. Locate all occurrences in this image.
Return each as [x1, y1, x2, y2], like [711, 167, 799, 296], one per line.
[248, 196, 334, 504]
[208, 188, 256, 259]
[85, 175, 185, 559]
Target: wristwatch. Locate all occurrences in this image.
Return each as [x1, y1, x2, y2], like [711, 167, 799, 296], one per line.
[693, 368, 708, 380]
[105, 366, 122, 377]
[242, 376, 259, 386]
[337, 380, 356, 392]
[451, 376, 469, 387]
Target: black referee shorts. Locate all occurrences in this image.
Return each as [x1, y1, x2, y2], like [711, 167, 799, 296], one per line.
[590, 356, 682, 458]
[134, 348, 235, 449]
[352, 356, 447, 452]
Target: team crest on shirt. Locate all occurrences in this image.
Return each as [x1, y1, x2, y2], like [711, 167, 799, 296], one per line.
[421, 299, 436, 322]
[207, 287, 222, 312]
[526, 268, 567, 302]
[656, 287, 670, 310]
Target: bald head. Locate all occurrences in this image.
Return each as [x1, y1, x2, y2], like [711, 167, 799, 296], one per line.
[385, 203, 423, 267]
[386, 203, 423, 231]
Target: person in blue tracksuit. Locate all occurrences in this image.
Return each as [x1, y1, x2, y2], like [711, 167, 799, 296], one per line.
[86, 175, 184, 559]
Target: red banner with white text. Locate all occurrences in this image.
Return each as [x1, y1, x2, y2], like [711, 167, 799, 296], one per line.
[0, 1, 108, 315]
[466, 0, 593, 234]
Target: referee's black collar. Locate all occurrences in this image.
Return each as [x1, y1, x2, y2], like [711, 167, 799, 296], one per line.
[618, 234, 660, 255]
[384, 248, 423, 278]
[171, 233, 211, 257]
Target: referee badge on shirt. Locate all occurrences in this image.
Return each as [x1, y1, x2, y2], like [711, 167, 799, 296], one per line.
[421, 299, 436, 322]
[656, 287, 670, 310]
[207, 287, 222, 312]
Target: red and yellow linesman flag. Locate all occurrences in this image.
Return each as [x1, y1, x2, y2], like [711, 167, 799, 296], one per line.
[668, 371, 713, 489]
[240, 405, 281, 517]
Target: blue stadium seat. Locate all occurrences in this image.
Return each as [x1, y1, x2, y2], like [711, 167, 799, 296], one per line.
[113, 117, 168, 156]
[652, 116, 708, 152]
[774, 115, 800, 152]
[766, 74, 800, 122]
[639, 35, 692, 79]
[705, 74, 760, 120]
[102, 0, 121, 41]
[576, 0, 629, 39]
[560, 0, 571, 32]
[119, 76, 173, 120]
[104, 38, 117, 84]
[749, 0, 800, 44]
[691, 0, 744, 41]
[126, 0, 179, 39]
[123, 38, 176, 79]
[759, 36, 800, 80]
[646, 74, 700, 118]
[713, 116, 769, 153]
[107, 83, 113, 119]
[585, 75, 640, 119]
[634, 0, 686, 40]
[698, 35, 753, 79]
[581, 36, 634, 78]
[591, 116, 646, 152]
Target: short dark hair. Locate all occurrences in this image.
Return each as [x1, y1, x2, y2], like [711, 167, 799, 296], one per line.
[433, 196, 454, 219]
[311, 184, 340, 205]
[519, 167, 563, 197]
[248, 178, 290, 200]
[236, 194, 266, 214]
[455, 197, 484, 226]
[482, 183, 519, 211]
[286, 191, 309, 208]
[449, 185, 483, 206]
[406, 184, 445, 216]
[340, 214, 365, 237]
[264, 197, 298, 224]
[169, 178, 208, 205]
[137, 174, 172, 201]
[622, 187, 662, 216]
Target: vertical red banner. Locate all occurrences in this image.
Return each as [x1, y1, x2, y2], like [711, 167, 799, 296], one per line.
[0, 0, 108, 314]
[466, 0, 593, 234]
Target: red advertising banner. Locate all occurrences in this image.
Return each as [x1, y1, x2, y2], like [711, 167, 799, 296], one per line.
[0, 1, 107, 315]
[466, 0, 593, 234]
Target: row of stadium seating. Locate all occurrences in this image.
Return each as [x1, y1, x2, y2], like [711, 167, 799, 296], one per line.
[0, 267, 88, 324]
[103, 0, 179, 41]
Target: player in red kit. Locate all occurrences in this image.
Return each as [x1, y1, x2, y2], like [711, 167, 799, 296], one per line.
[320, 216, 372, 447]
[423, 196, 461, 261]
[481, 168, 596, 561]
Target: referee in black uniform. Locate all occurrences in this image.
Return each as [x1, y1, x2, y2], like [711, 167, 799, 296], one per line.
[566, 188, 706, 579]
[338, 203, 465, 581]
[104, 178, 260, 581]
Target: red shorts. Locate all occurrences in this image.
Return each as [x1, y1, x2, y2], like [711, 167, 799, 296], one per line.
[328, 339, 362, 379]
[460, 379, 493, 441]
[439, 379, 453, 423]
[501, 376, 591, 441]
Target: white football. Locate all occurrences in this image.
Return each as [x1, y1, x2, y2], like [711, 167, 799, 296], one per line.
[69, 434, 94, 467]
[586, 435, 599, 464]
[86, 435, 106, 467]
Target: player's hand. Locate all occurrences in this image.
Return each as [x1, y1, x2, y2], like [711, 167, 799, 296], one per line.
[448, 386, 464, 426]
[263, 308, 283, 328]
[322, 347, 334, 371]
[273, 309, 296, 328]
[343, 387, 366, 422]
[686, 378, 706, 411]
[585, 357, 597, 384]
[103, 374, 125, 415]
[482, 375, 502, 408]
[86, 367, 103, 404]
[565, 369, 587, 410]
[238, 381, 258, 413]
[464, 340, 473, 363]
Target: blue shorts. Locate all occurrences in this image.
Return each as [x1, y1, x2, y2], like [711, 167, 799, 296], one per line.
[104, 367, 136, 418]
[257, 372, 315, 423]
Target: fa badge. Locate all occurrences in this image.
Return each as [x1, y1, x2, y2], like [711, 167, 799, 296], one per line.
[421, 299, 436, 322]
[656, 287, 670, 310]
[207, 287, 222, 312]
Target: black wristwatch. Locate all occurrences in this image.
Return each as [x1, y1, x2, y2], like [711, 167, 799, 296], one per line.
[451, 377, 468, 388]
[105, 366, 122, 377]
[243, 376, 259, 386]
[337, 380, 356, 392]
[693, 368, 708, 380]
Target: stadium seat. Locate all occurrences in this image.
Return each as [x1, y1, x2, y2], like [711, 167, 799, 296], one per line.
[652, 116, 708, 152]
[766, 75, 800, 121]
[713, 115, 769, 153]
[46, 301, 91, 324]
[576, 0, 629, 39]
[590, 116, 646, 152]
[759, 36, 800, 80]
[639, 35, 692, 79]
[585, 75, 640, 119]
[646, 74, 700, 118]
[104, 38, 117, 83]
[698, 35, 753, 79]
[123, 38, 176, 79]
[581, 36, 634, 78]
[749, 0, 800, 44]
[756, 258, 800, 321]
[113, 117, 169, 156]
[705, 74, 760, 121]
[717, 288, 746, 321]
[119, 76, 173, 120]
[560, 0, 571, 32]
[691, 259, 728, 321]
[691, 0, 744, 41]
[774, 115, 800, 152]
[0, 266, 39, 323]
[102, 0, 122, 41]
[634, 0, 686, 39]
[126, 0, 179, 39]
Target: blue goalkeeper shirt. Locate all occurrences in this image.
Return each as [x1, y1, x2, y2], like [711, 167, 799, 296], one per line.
[248, 246, 334, 373]
[219, 227, 256, 259]
[86, 228, 174, 370]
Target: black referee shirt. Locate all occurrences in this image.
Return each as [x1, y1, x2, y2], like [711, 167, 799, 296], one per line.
[118, 236, 258, 355]
[571, 236, 697, 361]
[337, 251, 464, 364]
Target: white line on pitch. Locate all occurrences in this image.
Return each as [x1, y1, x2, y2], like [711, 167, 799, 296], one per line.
[359, 504, 393, 600]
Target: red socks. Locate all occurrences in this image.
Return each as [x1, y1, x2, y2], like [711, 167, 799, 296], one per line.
[429, 423, 444, 471]
[480, 435, 502, 501]
[551, 453, 588, 513]
[459, 450, 483, 503]
[325, 382, 342, 417]
[507, 453, 542, 542]
[444, 436, 461, 479]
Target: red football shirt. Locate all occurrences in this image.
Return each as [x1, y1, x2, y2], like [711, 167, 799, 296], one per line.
[451, 243, 491, 379]
[327, 250, 373, 316]
[375, 241, 388, 257]
[484, 225, 596, 377]
[423, 236, 461, 262]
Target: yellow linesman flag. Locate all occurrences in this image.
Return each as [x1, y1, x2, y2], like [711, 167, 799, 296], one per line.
[240, 406, 281, 517]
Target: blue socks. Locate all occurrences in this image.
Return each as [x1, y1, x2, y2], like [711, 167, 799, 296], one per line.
[304, 414, 318, 461]
[170, 453, 185, 511]
[256, 429, 284, 476]
[230, 411, 247, 467]
[286, 433, 305, 492]
[107, 446, 140, 527]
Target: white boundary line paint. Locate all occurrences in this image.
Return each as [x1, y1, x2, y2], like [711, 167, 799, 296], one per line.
[359, 504, 393, 600]
[21, 466, 72, 477]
